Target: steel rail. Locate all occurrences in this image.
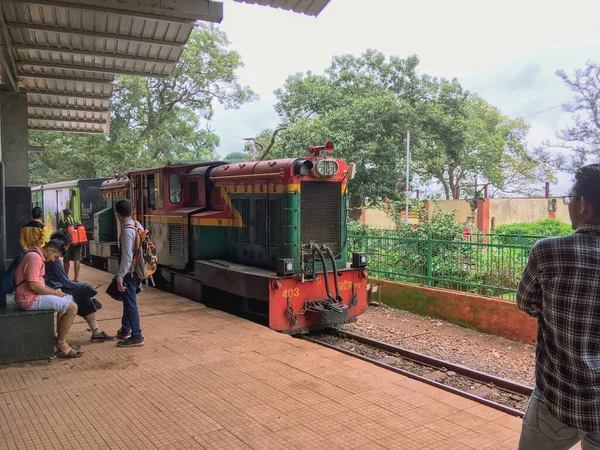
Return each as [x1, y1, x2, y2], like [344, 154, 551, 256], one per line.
[334, 329, 534, 396]
[302, 330, 534, 418]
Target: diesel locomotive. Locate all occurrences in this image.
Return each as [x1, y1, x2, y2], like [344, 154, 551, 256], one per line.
[89, 142, 368, 333]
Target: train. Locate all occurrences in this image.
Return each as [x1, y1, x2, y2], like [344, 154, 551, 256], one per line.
[31, 178, 109, 260]
[33, 142, 369, 333]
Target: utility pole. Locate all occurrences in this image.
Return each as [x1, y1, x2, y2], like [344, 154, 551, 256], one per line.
[405, 130, 410, 224]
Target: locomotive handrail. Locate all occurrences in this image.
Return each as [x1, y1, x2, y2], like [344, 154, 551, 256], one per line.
[210, 172, 283, 180]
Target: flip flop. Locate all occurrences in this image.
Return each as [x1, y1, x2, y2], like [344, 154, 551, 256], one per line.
[55, 348, 83, 359]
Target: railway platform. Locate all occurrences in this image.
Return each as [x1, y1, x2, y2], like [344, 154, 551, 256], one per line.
[0, 266, 579, 450]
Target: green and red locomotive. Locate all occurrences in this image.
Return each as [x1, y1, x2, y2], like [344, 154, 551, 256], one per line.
[90, 142, 368, 332]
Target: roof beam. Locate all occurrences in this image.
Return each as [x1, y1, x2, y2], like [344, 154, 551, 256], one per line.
[18, 72, 115, 86]
[28, 114, 108, 124]
[0, 7, 19, 91]
[28, 126, 106, 134]
[28, 104, 110, 114]
[5, 0, 223, 25]
[17, 60, 170, 78]
[12, 43, 179, 65]
[6, 22, 186, 48]
[24, 89, 111, 100]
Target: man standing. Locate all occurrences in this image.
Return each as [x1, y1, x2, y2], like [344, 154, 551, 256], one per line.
[20, 206, 46, 250]
[14, 239, 82, 358]
[115, 199, 144, 347]
[517, 163, 600, 449]
[59, 209, 82, 282]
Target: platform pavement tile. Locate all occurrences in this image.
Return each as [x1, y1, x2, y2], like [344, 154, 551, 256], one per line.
[417, 399, 461, 419]
[451, 429, 508, 449]
[421, 418, 471, 438]
[493, 413, 524, 432]
[399, 425, 454, 447]
[323, 428, 376, 449]
[473, 421, 519, 442]
[0, 265, 527, 450]
[276, 425, 364, 450]
[420, 387, 483, 411]
[446, 410, 495, 432]
[374, 433, 425, 450]
[463, 403, 507, 421]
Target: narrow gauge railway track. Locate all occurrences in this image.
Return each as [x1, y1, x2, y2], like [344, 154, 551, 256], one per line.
[302, 329, 534, 418]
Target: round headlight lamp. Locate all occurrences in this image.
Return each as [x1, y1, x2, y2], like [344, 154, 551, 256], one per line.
[314, 159, 339, 177]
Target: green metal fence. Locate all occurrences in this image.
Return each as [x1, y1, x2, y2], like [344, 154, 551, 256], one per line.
[348, 231, 546, 301]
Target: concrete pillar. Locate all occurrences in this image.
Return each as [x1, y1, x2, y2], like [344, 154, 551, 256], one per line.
[0, 91, 31, 268]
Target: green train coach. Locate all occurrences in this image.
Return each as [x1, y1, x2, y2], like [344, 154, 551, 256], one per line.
[90, 142, 368, 333]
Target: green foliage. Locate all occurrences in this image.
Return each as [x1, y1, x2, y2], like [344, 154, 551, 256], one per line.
[348, 211, 536, 300]
[492, 219, 573, 246]
[261, 49, 551, 204]
[223, 152, 251, 163]
[29, 24, 256, 184]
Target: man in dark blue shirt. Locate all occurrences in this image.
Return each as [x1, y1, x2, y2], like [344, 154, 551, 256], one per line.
[46, 231, 114, 341]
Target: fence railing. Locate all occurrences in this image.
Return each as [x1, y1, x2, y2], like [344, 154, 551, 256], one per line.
[348, 231, 546, 301]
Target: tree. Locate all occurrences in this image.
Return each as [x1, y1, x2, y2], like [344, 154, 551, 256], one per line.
[223, 152, 251, 163]
[417, 82, 550, 199]
[29, 24, 256, 184]
[243, 127, 287, 161]
[266, 49, 547, 204]
[535, 60, 600, 172]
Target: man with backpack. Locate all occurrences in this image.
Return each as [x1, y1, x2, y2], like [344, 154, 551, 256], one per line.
[115, 199, 145, 347]
[20, 206, 46, 250]
[45, 230, 114, 342]
[14, 239, 82, 358]
[59, 208, 82, 282]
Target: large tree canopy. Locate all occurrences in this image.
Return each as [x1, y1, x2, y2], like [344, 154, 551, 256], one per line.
[255, 50, 550, 203]
[30, 24, 256, 185]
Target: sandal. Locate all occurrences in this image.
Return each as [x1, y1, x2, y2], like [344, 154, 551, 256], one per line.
[54, 337, 80, 351]
[55, 348, 83, 358]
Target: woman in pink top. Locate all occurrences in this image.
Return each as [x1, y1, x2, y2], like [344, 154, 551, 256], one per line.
[15, 239, 82, 358]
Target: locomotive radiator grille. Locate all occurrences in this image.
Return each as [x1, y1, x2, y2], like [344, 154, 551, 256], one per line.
[255, 199, 265, 246]
[300, 181, 342, 255]
[189, 181, 199, 204]
[169, 224, 184, 256]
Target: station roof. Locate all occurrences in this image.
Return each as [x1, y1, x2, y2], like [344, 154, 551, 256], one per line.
[233, 0, 330, 17]
[0, 0, 329, 135]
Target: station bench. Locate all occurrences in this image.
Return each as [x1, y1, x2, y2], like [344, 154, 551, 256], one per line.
[0, 296, 54, 364]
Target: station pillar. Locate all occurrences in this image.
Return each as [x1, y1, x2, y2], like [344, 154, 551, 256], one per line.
[0, 91, 31, 308]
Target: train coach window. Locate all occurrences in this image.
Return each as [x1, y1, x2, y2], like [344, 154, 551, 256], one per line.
[169, 174, 182, 204]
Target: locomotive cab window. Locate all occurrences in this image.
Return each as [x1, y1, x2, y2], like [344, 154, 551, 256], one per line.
[147, 174, 156, 209]
[146, 173, 163, 210]
[169, 174, 182, 204]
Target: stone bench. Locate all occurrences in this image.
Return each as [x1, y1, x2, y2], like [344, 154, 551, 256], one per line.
[0, 296, 54, 364]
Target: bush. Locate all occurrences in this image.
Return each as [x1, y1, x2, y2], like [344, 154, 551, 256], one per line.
[492, 219, 573, 245]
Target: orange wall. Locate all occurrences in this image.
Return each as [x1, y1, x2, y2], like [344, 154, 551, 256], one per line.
[378, 279, 538, 344]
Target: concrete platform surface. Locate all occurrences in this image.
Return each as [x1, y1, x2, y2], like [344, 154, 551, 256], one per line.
[0, 266, 548, 449]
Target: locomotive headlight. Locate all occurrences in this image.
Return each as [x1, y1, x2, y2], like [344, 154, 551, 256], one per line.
[277, 258, 295, 276]
[314, 159, 339, 177]
[352, 252, 368, 268]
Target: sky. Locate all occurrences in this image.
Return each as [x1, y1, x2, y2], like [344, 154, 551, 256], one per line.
[210, 0, 600, 196]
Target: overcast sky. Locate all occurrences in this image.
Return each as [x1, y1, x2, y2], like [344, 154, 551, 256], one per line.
[210, 0, 600, 196]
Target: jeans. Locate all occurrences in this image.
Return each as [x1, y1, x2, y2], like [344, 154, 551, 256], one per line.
[518, 388, 600, 450]
[120, 273, 142, 339]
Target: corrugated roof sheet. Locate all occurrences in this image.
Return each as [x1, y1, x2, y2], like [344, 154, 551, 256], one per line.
[234, 0, 330, 17]
[0, 0, 331, 134]
[0, 0, 224, 134]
